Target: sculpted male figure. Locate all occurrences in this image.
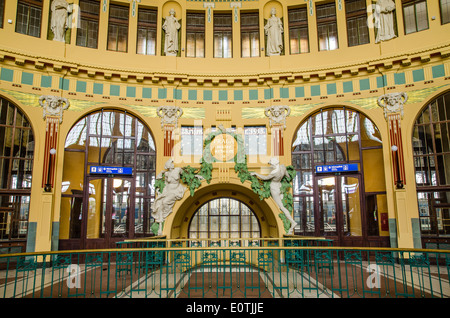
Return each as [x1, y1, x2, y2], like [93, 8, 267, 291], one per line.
[251, 157, 297, 235]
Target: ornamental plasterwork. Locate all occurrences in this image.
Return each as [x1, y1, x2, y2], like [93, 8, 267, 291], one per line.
[156, 105, 183, 128]
[264, 105, 290, 128]
[377, 92, 408, 119]
[38, 95, 70, 123]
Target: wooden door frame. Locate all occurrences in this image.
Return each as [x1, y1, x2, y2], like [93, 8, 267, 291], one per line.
[81, 175, 135, 249]
[314, 173, 365, 246]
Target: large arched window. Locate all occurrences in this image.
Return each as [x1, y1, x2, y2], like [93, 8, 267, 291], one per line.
[292, 107, 388, 246]
[413, 91, 450, 249]
[60, 109, 156, 249]
[188, 198, 261, 241]
[0, 97, 34, 252]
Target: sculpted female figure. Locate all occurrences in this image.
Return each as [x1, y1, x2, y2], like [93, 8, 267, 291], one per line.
[375, 0, 397, 43]
[51, 0, 72, 42]
[151, 159, 204, 235]
[151, 159, 186, 235]
[264, 8, 284, 56]
[163, 9, 181, 56]
[251, 157, 297, 235]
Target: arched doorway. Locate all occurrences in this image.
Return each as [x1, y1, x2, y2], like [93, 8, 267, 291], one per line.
[413, 91, 450, 250]
[167, 179, 282, 240]
[0, 96, 34, 253]
[59, 109, 156, 250]
[188, 197, 261, 244]
[291, 106, 389, 247]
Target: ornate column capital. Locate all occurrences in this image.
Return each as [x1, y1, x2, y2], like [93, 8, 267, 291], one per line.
[264, 105, 290, 129]
[156, 105, 183, 129]
[377, 92, 408, 119]
[38, 95, 70, 123]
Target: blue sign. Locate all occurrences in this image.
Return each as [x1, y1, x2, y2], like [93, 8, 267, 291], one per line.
[315, 164, 359, 173]
[90, 166, 133, 175]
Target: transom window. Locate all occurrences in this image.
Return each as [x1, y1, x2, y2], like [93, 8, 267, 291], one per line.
[188, 198, 261, 240]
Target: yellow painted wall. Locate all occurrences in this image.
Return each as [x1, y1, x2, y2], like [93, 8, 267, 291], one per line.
[0, 0, 449, 251]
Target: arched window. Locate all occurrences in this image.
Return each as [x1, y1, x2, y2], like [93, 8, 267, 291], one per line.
[60, 109, 156, 249]
[188, 198, 261, 241]
[0, 97, 34, 252]
[292, 107, 388, 246]
[413, 91, 450, 249]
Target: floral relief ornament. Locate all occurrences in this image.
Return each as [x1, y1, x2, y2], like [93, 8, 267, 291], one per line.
[38, 95, 70, 123]
[377, 92, 408, 119]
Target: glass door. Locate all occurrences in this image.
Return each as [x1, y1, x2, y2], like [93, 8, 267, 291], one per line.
[316, 174, 362, 244]
[83, 177, 133, 248]
[318, 176, 338, 236]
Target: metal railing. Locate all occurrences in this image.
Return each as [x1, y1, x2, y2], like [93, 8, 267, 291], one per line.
[0, 237, 449, 298]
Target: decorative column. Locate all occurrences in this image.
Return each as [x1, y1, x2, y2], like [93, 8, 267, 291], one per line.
[157, 106, 183, 156]
[265, 105, 290, 157]
[38, 95, 70, 191]
[33, 95, 69, 252]
[377, 92, 408, 189]
[377, 92, 420, 249]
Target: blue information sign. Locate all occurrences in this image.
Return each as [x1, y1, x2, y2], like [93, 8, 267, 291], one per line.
[315, 164, 358, 173]
[89, 166, 133, 175]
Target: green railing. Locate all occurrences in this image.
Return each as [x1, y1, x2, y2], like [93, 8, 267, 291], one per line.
[0, 237, 449, 298]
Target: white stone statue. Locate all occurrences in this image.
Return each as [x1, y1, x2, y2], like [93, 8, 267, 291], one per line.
[51, 0, 72, 42]
[156, 106, 183, 128]
[38, 95, 70, 123]
[251, 157, 297, 235]
[265, 105, 290, 128]
[162, 9, 181, 56]
[151, 159, 204, 235]
[377, 92, 408, 119]
[374, 0, 397, 43]
[264, 8, 284, 56]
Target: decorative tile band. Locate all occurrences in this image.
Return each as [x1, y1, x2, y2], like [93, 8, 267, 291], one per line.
[0, 62, 448, 120]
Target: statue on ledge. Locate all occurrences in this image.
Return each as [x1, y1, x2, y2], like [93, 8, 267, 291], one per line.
[163, 9, 181, 56]
[264, 8, 284, 56]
